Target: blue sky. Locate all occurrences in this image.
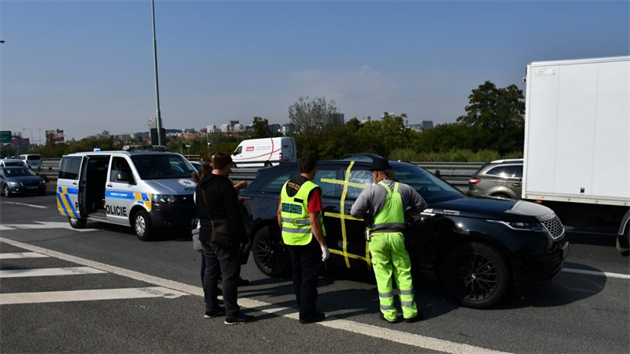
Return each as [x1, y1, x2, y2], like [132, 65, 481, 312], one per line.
[1, 0, 629, 141]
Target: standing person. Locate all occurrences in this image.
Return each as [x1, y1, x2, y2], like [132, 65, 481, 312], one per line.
[350, 158, 427, 324]
[277, 155, 329, 324]
[192, 161, 211, 285]
[197, 152, 253, 325]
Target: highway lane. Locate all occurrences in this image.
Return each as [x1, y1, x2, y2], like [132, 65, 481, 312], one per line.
[0, 191, 628, 353]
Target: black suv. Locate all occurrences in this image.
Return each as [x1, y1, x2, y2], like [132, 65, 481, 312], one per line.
[239, 160, 568, 308]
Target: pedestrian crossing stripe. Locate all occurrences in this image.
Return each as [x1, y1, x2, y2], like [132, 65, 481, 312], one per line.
[0, 267, 107, 278]
[0, 287, 187, 305]
[0, 252, 49, 259]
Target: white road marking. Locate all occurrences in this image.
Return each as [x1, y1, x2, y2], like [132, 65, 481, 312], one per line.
[0, 252, 48, 259]
[2, 202, 47, 209]
[562, 267, 630, 280]
[0, 267, 106, 278]
[0, 236, 511, 354]
[0, 221, 97, 232]
[0, 286, 187, 305]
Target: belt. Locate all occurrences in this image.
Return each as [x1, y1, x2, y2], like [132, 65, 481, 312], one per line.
[371, 228, 405, 234]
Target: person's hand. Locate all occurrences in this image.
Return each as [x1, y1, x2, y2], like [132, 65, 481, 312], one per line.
[241, 242, 251, 254]
[320, 245, 330, 262]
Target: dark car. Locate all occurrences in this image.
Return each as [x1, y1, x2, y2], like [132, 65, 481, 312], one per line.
[239, 160, 568, 309]
[468, 159, 523, 199]
[0, 166, 47, 197]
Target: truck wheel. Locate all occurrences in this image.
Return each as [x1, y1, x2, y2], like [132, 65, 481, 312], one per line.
[133, 210, 153, 241]
[3, 185, 11, 198]
[68, 217, 87, 229]
[441, 242, 509, 309]
[252, 225, 291, 277]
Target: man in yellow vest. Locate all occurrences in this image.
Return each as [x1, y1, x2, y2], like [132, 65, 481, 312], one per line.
[350, 158, 427, 323]
[277, 155, 329, 324]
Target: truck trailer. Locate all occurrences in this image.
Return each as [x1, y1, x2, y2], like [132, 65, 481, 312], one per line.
[523, 56, 630, 248]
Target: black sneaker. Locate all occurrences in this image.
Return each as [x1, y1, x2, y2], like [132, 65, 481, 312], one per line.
[299, 312, 326, 324]
[204, 308, 225, 319]
[379, 313, 397, 324]
[224, 312, 253, 325]
[237, 277, 250, 286]
[403, 312, 423, 323]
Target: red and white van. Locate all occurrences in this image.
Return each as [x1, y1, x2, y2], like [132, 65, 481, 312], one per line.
[231, 137, 297, 168]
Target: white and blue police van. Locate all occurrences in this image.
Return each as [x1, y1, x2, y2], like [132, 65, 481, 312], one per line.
[56, 145, 198, 240]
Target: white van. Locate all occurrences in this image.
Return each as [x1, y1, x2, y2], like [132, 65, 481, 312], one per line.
[19, 154, 43, 170]
[0, 158, 27, 168]
[231, 137, 296, 168]
[56, 146, 198, 240]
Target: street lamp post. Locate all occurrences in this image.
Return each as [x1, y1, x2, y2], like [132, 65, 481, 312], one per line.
[151, 0, 163, 146]
[186, 144, 191, 158]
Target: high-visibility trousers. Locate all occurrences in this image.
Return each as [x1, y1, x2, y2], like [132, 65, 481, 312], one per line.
[369, 232, 418, 322]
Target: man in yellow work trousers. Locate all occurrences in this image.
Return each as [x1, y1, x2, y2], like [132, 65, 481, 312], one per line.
[350, 158, 427, 323]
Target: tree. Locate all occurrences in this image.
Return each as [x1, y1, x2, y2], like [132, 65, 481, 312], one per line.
[250, 117, 273, 139]
[456, 81, 525, 154]
[288, 96, 338, 135]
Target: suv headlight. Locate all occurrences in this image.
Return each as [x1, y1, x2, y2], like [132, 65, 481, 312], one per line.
[8, 181, 20, 187]
[488, 220, 544, 231]
[153, 194, 177, 204]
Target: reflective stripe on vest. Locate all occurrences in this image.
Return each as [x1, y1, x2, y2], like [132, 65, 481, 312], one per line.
[373, 181, 406, 230]
[280, 180, 326, 245]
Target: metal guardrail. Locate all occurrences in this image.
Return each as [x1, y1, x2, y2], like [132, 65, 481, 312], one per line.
[37, 159, 481, 186]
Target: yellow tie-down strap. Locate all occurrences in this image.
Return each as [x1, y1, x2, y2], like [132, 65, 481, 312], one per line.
[320, 161, 371, 268]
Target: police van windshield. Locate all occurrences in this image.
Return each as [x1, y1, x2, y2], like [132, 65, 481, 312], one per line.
[391, 163, 464, 204]
[131, 154, 196, 180]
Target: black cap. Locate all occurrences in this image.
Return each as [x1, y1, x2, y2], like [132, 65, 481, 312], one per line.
[371, 158, 391, 171]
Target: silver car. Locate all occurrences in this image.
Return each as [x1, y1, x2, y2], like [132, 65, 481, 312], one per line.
[467, 159, 523, 199]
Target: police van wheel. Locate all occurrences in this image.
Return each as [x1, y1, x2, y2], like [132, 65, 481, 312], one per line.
[252, 225, 291, 277]
[69, 217, 87, 229]
[133, 210, 153, 241]
[440, 242, 509, 309]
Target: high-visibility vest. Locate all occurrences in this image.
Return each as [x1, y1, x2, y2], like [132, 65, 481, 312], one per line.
[373, 181, 406, 230]
[280, 179, 326, 245]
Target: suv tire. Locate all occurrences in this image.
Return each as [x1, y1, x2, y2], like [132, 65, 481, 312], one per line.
[441, 242, 509, 309]
[252, 225, 291, 277]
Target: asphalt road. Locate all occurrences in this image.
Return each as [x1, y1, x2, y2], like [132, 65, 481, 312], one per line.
[1, 188, 628, 354]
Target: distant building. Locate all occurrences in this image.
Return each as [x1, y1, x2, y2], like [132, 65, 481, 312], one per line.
[220, 124, 230, 133]
[331, 113, 345, 125]
[233, 124, 243, 133]
[361, 116, 372, 124]
[269, 124, 282, 134]
[381, 112, 395, 119]
[421, 120, 434, 130]
[206, 125, 217, 134]
[281, 124, 293, 135]
[229, 120, 239, 128]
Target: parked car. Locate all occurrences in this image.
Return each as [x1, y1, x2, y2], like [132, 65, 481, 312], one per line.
[340, 153, 384, 161]
[0, 158, 28, 168]
[0, 166, 47, 197]
[238, 160, 568, 309]
[468, 159, 523, 199]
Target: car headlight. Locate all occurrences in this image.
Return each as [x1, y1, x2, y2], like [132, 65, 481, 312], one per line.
[488, 220, 544, 231]
[8, 181, 20, 187]
[153, 194, 178, 204]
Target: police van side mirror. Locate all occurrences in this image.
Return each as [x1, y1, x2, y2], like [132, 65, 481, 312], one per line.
[117, 171, 133, 183]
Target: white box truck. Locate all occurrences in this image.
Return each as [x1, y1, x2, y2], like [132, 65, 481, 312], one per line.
[523, 56, 630, 247]
[231, 137, 297, 168]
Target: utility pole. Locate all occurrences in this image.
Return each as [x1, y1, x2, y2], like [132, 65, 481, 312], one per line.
[151, 0, 163, 145]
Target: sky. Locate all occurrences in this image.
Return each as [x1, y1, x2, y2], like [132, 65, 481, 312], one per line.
[1, 0, 629, 142]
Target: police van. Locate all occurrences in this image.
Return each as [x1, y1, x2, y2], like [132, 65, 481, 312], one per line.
[56, 146, 198, 240]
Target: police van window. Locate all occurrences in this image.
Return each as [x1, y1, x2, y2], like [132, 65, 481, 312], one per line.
[345, 169, 373, 199]
[312, 169, 341, 198]
[59, 157, 82, 180]
[110, 157, 133, 183]
[131, 154, 195, 180]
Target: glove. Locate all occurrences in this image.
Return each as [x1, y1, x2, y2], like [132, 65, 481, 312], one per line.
[320, 245, 330, 262]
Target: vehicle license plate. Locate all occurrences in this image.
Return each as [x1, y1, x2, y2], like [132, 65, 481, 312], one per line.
[27, 186, 37, 190]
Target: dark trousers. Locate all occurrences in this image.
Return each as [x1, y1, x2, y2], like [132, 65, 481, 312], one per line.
[288, 238, 321, 320]
[202, 241, 240, 319]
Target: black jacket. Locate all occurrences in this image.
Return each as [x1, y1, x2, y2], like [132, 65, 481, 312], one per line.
[196, 173, 247, 244]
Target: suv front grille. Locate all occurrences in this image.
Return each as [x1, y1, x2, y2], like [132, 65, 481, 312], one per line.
[540, 215, 565, 240]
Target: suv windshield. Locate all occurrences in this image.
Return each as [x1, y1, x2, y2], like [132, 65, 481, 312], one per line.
[2, 167, 36, 177]
[392, 163, 464, 204]
[131, 154, 196, 180]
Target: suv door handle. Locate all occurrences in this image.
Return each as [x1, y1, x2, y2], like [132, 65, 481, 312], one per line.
[107, 184, 113, 188]
[72, 182, 77, 186]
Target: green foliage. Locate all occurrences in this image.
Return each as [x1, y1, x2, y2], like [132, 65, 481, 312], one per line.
[250, 117, 273, 139]
[288, 96, 339, 135]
